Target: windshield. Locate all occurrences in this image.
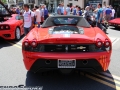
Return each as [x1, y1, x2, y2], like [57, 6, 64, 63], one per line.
[53, 17, 79, 25]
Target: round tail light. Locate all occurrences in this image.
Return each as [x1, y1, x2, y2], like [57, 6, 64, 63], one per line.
[24, 39, 29, 47]
[104, 39, 110, 47]
[6, 26, 9, 29]
[31, 39, 38, 47]
[24, 42, 29, 46]
[1, 26, 3, 29]
[96, 38, 103, 48]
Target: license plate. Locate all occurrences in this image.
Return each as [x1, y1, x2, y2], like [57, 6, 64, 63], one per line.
[58, 59, 76, 68]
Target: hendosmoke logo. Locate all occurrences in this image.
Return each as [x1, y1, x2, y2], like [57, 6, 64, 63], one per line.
[0, 85, 43, 90]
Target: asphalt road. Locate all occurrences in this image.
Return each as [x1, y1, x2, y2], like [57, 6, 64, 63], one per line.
[0, 26, 120, 90]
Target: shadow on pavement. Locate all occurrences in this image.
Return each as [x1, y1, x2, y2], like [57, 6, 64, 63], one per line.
[0, 38, 10, 48]
[0, 35, 24, 48]
[109, 27, 120, 31]
[25, 70, 116, 90]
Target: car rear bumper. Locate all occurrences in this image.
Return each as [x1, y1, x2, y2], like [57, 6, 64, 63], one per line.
[29, 59, 104, 73]
[22, 51, 111, 72]
[0, 30, 15, 40]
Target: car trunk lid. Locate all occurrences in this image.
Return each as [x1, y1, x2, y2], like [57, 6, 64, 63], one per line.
[38, 27, 96, 44]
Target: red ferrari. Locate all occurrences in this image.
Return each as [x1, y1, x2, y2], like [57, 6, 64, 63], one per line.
[22, 15, 112, 74]
[0, 1, 24, 40]
[109, 18, 120, 28]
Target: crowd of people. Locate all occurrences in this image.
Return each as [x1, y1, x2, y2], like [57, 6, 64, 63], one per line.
[9, 3, 116, 35]
[55, 3, 116, 33]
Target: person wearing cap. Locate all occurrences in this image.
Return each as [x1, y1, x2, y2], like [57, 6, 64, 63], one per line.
[104, 5, 112, 22]
[83, 6, 90, 19]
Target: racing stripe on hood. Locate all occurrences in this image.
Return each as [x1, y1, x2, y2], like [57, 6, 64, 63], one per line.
[63, 34, 71, 38]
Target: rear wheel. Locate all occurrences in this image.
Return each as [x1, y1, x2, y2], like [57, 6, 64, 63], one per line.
[15, 27, 21, 40]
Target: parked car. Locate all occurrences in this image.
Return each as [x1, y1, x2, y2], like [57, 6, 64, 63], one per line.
[0, 1, 24, 40]
[108, 18, 120, 28]
[22, 15, 112, 74]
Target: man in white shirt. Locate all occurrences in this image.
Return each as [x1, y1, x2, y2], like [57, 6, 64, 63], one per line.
[35, 6, 41, 28]
[111, 7, 115, 19]
[23, 4, 34, 35]
[66, 4, 71, 15]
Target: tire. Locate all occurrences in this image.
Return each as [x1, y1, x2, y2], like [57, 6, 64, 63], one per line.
[15, 27, 21, 40]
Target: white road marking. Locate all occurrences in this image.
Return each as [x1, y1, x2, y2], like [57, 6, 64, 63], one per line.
[16, 42, 22, 45]
[112, 38, 120, 46]
[64, 34, 70, 37]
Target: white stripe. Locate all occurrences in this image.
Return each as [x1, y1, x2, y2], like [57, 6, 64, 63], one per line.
[112, 38, 120, 46]
[16, 42, 22, 45]
[64, 34, 70, 37]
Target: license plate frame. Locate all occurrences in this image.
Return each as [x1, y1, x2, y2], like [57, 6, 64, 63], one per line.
[58, 59, 76, 68]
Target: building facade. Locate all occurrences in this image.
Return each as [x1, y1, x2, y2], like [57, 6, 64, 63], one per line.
[64, 0, 110, 8]
[34, 0, 64, 13]
[109, 0, 120, 17]
[6, 0, 119, 17]
[33, 0, 110, 13]
[7, 0, 25, 8]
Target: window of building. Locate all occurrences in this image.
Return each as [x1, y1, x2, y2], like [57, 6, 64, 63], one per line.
[85, 0, 102, 8]
[29, 0, 35, 3]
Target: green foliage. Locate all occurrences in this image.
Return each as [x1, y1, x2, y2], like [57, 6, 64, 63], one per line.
[1, 0, 7, 4]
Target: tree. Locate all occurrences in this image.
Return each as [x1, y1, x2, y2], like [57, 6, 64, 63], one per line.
[1, 0, 7, 4]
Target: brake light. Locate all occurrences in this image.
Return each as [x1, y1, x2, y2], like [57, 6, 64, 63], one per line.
[31, 39, 38, 47]
[6, 26, 9, 29]
[104, 39, 110, 47]
[96, 38, 103, 48]
[0, 25, 10, 30]
[1, 26, 3, 29]
[24, 39, 29, 47]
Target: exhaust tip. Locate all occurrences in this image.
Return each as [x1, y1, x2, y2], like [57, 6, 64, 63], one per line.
[45, 60, 51, 64]
[82, 60, 88, 65]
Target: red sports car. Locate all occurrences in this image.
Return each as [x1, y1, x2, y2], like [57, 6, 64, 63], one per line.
[22, 15, 112, 74]
[109, 18, 120, 28]
[0, 1, 24, 40]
